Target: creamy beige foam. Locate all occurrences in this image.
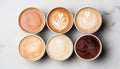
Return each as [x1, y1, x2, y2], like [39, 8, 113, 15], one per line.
[47, 35, 73, 60]
[19, 35, 45, 61]
[47, 7, 73, 33]
[19, 8, 45, 34]
[75, 7, 102, 33]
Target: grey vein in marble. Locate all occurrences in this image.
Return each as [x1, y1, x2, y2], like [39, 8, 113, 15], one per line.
[102, 5, 120, 15]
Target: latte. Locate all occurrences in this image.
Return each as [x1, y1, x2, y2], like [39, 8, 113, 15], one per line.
[19, 8, 45, 34]
[19, 35, 45, 61]
[47, 7, 73, 33]
[75, 7, 102, 33]
[46, 35, 73, 61]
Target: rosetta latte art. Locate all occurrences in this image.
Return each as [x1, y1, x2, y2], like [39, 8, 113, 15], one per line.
[54, 13, 68, 30]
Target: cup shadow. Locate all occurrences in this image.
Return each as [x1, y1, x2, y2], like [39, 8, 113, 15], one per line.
[93, 15, 110, 62]
[35, 52, 49, 63]
[36, 25, 49, 43]
[65, 25, 78, 43]
[35, 25, 50, 63]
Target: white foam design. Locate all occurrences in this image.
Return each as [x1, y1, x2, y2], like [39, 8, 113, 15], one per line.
[53, 13, 68, 30]
[47, 35, 73, 60]
[80, 11, 97, 30]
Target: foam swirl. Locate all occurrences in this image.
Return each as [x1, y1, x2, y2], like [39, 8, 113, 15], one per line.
[47, 35, 73, 60]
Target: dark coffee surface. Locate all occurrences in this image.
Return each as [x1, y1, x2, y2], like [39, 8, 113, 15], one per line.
[76, 35, 100, 59]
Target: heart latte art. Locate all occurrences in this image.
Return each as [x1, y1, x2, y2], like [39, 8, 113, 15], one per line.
[47, 7, 73, 33]
[75, 7, 102, 33]
[81, 11, 97, 28]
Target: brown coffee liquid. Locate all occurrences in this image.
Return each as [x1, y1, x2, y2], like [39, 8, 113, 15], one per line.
[76, 35, 100, 59]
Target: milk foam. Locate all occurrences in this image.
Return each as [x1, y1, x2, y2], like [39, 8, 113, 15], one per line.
[47, 35, 73, 60]
[75, 7, 102, 33]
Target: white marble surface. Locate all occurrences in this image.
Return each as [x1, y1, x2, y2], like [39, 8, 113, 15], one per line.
[0, 0, 120, 69]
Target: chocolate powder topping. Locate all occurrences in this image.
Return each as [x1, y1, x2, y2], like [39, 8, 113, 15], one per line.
[76, 35, 100, 59]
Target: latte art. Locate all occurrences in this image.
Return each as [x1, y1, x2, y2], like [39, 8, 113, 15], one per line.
[54, 13, 68, 30]
[47, 7, 73, 33]
[84, 11, 91, 17]
[75, 7, 102, 33]
[56, 13, 65, 23]
[46, 35, 73, 60]
[80, 11, 97, 30]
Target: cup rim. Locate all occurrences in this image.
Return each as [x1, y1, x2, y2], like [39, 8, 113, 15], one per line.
[74, 34, 102, 61]
[18, 35, 46, 61]
[18, 7, 46, 34]
[46, 34, 73, 61]
[46, 7, 73, 34]
[74, 7, 102, 34]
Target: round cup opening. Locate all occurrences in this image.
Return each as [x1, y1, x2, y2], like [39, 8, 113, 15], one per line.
[74, 34, 102, 61]
[46, 7, 73, 34]
[18, 7, 45, 34]
[19, 35, 46, 61]
[74, 7, 102, 34]
[46, 34, 73, 61]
